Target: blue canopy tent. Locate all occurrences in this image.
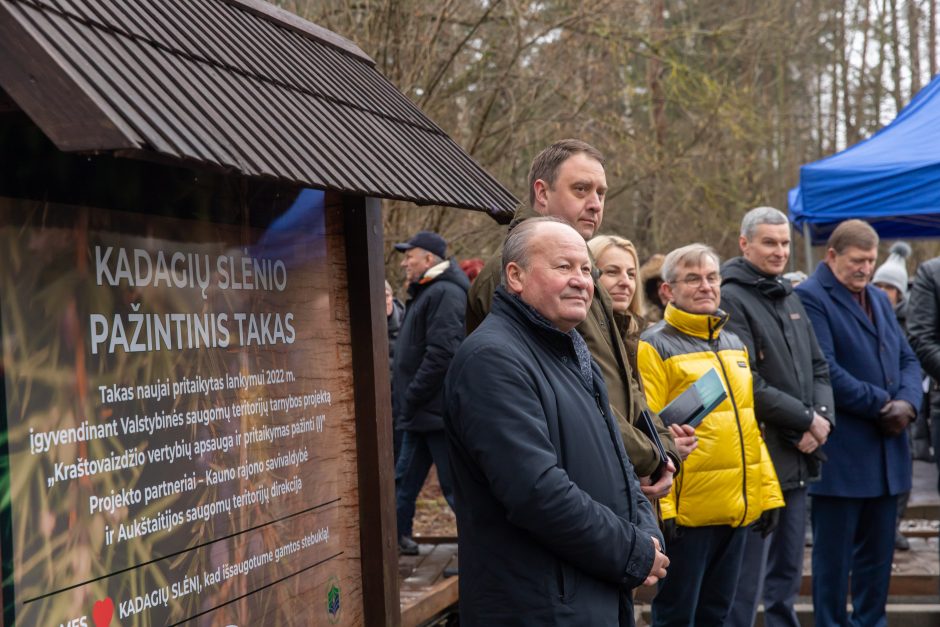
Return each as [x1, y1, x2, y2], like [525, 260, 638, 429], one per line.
[789, 73, 940, 258]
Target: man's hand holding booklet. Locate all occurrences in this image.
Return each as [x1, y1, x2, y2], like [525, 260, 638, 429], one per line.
[636, 368, 726, 483]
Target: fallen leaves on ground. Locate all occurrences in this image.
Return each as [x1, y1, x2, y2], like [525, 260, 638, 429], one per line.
[413, 466, 457, 538]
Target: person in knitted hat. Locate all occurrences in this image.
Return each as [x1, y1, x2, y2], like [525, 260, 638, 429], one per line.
[872, 241, 922, 551]
[873, 242, 912, 311]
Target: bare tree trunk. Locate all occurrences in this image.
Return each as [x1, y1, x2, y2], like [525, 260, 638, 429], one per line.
[776, 0, 788, 190]
[875, 0, 889, 123]
[855, 0, 873, 136]
[648, 0, 667, 147]
[830, 6, 843, 151]
[910, 0, 923, 95]
[930, 0, 937, 77]
[841, 0, 856, 143]
[816, 60, 825, 156]
[890, 0, 905, 111]
[640, 0, 666, 249]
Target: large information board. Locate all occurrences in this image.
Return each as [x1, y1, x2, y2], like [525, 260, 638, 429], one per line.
[0, 195, 364, 625]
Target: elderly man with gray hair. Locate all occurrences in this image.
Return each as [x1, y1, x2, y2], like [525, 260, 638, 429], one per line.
[720, 207, 834, 627]
[637, 243, 784, 627]
[444, 217, 667, 626]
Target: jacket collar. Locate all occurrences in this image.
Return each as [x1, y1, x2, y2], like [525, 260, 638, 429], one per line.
[492, 287, 596, 388]
[407, 258, 469, 298]
[813, 261, 878, 336]
[419, 259, 451, 284]
[663, 302, 729, 341]
[492, 287, 575, 346]
[721, 256, 792, 300]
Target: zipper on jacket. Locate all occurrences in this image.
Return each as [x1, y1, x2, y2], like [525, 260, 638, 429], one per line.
[673, 466, 683, 518]
[555, 560, 566, 600]
[711, 335, 750, 527]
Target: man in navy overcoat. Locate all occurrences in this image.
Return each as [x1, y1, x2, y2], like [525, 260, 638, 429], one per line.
[796, 219, 922, 627]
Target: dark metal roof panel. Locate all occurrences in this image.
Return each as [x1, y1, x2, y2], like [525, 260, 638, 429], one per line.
[0, 0, 517, 220]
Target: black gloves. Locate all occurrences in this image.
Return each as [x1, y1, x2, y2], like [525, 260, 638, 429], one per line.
[753, 508, 780, 539]
[878, 400, 916, 437]
[662, 518, 678, 546]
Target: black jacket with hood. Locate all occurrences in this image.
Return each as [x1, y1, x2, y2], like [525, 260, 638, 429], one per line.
[720, 257, 835, 491]
[393, 258, 469, 432]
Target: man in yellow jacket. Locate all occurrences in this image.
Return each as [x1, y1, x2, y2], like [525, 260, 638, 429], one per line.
[638, 243, 784, 627]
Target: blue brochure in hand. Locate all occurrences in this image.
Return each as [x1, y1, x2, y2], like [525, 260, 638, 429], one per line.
[658, 368, 727, 428]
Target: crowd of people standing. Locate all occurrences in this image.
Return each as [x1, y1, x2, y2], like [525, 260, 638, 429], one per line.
[386, 138, 935, 627]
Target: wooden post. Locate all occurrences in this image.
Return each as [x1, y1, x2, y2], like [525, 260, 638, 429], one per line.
[343, 195, 401, 626]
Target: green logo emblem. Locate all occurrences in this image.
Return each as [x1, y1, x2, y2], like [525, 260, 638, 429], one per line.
[326, 576, 341, 623]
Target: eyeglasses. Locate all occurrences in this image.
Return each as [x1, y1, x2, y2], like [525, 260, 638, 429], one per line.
[673, 274, 721, 288]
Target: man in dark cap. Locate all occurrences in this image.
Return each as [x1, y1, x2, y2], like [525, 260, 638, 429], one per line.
[392, 230, 469, 554]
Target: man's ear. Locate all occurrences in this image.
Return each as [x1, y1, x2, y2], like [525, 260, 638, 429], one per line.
[824, 247, 837, 264]
[505, 262, 525, 293]
[532, 179, 550, 213]
[739, 234, 748, 254]
[661, 281, 675, 304]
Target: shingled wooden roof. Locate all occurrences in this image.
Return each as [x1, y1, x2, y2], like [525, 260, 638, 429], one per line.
[0, 0, 518, 221]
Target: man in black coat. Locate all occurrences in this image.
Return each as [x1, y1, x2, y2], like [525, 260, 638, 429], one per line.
[721, 206, 834, 627]
[908, 258, 940, 490]
[392, 230, 468, 555]
[444, 217, 668, 626]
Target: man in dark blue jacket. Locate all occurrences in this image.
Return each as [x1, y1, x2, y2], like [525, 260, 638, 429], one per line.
[444, 217, 667, 626]
[796, 219, 922, 627]
[392, 230, 469, 555]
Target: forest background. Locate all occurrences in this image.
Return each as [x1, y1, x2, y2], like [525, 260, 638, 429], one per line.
[280, 0, 940, 279]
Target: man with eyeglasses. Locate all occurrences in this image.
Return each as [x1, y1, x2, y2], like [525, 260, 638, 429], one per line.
[637, 243, 784, 627]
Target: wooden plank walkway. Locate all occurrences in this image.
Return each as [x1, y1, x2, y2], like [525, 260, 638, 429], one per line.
[796, 460, 940, 597]
[401, 463, 940, 625]
[638, 461, 940, 624]
[399, 542, 458, 627]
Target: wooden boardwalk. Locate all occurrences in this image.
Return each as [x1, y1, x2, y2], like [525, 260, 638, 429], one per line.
[796, 460, 940, 597]
[399, 462, 940, 625]
[399, 541, 458, 627]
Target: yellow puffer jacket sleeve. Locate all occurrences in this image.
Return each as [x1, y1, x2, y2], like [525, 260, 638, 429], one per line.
[637, 340, 669, 413]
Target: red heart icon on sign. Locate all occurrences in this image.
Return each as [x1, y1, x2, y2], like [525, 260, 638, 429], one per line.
[92, 598, 113, 627]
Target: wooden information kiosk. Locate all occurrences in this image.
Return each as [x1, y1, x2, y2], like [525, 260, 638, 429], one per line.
[0, 1, 516, 625]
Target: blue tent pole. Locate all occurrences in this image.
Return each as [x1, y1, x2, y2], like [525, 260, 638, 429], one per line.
[803, 222, 813, 273]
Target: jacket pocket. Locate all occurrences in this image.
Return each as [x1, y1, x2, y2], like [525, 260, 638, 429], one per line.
[555, 560, 579, 603]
